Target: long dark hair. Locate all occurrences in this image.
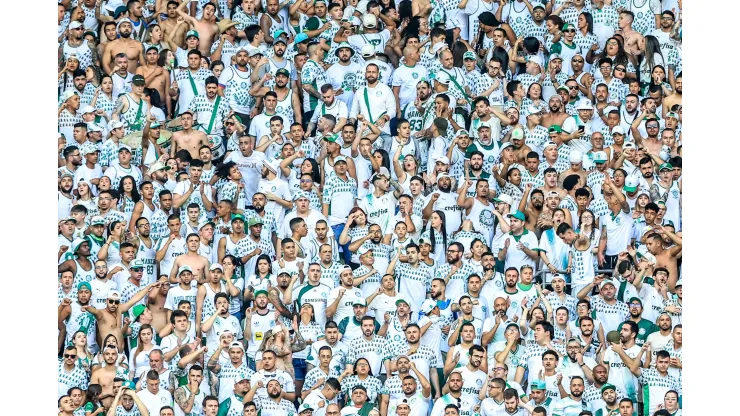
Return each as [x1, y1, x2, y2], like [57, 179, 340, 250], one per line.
[304, 157, 321, 184]
[402, 15, 423, 39]
[118, 176, 141, 203]
[451, 41, 468, 67]
[428, 210, 448, 254]
[84, 384, 102, 412]
[596, 37, 629, 70]
[372, 150, 391, 173]
[580, 12, 594, 35]
[491, 46, 509, 76]
[353, 357, 374, 376]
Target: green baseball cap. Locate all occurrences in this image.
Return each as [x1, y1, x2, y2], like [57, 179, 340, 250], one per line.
[659, 163, 673, 171]
[77, 282, 92, 292]
[463, 51, 476, 61]
[131, 304, 146, 321]
[275, 68, 290, 77]
[231, 213, 246, 223]
[562, 23, 576, 31]
[254, 289, 268, 298]
[186, 30, 199, 39]
[248, 216, 264, 227]
[323, 134, 338, 143]
[548, 125, 562, 134]
[395, 299, 409, 307]
[507, 210, 526, 221]
[601, 384, 617, 393]
[178, 265, 193, 275]
[628, 297, 643, 305]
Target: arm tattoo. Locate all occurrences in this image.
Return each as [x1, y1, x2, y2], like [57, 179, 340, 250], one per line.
[112, 97, 125, 116]
[174, 387, 187, 407]
[291, 330, 306, 352]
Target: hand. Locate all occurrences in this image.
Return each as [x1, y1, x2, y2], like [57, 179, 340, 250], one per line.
[384, 312, 391, 323]
[123, 317, 131, 326]
[504, 239, 510, 249]
[441, 325, 450, 335]
[555, 373, 563, 384]
[431, 193, 440, 202]
[454, 351, 461, 362]
[292, 315, 299, 332]
[62, 298, 73, 306]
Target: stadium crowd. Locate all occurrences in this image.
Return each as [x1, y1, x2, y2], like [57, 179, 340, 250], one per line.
[56, 0, 683, 416]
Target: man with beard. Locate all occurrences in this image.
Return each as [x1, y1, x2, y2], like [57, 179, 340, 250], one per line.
[458, 151, 491, 198]
[188, 77, 230, 148]
[453, 346, 488, 408]
[209, 339, 257, 401]
[380, 355, 414, 413]
[592, 384, 621, 415]
[325, 42, 363, 108]
[171, 49, 214, 118]
[402, 81, 433, 151]
[497, 389, 537, 416]
[387, 367, 432, 416]
[256, 159, 291, 226]
[308, 321, 349, 375]
[305, 85, 347, 137]
[60, 22, 97, 72]
[109, 386, 151, 416]
[423, 174, 463, 236]
[83, 278, 156, 347]
[601, 321, 642, 406]
[58, 281, 97, 352]
[345, 316, 388, 377]
[645, 313, 674, 365]
[662, 73, 681, 114]
[458, 178, 495, 248]
[218, 47, 254, 123]
[301, 43, 331, 119]
[577, 364, 622, 411]
[327, 266, 364, 323]
[246, 379, 297, 416]
[430, 242, 473, 303]
[349, 64, 396, 136]
[389, 243, 430, 315]
[557, 338, 597, 391]
[252, 68, 302, 127]
[388, 324, 440, 390]
[103, 19, 143, 74]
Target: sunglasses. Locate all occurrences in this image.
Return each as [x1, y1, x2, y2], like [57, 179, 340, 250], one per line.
[300, 179, 312, 183]
[565, 29, 576, 33]
[108, 300, 120, 304]
[568, 86, 579, 90]
[224, 121, 235, 126]
[65, 354, 77, 359]
[572, 59, 584, 63]
[614, 67, 626, 72]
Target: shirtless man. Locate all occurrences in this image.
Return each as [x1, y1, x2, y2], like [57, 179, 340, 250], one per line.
[147, 276, 172, 332]
[159, 1, 187, 47]
[260, 0, 286, 44]
[90, 348, 128, 408]
[171, 111, 209, 159]
[176, 0, 218, 57]
[537, 168, 567, 200]
[541, 95, 569, 128]
[83, 284, 157, 347]
[644, 225, 682, 290]
[518, 185, 545, 232]
[170, 234, 211, 284]
[509, 127, 533, 164]
[103, 19, 144, 74]
[618, 11, 644, 56]
[662, 73, 682, 114]
[558, 152, 588, 187]
[136, 47, 171, 107]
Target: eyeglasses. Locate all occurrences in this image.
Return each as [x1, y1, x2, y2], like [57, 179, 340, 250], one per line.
[629, 302, 642, 307]
[646, 125, 659, 129]
[568, 86, 579, 90]
[493, 367, 505, 371]
[300, 179, 312, 183]
[565, 29, 576, 33]
[447, 249, 460, 253]
[600, 66, 612, 70]
[138, 223, 150, 227]
[614, 67, 626, 72]
[572, 59, 584, 63]
[661, 16, 674, 20]
[64, 354, 77, 359]
[108, 300, 120, 304]
[606, 41, 618, 46]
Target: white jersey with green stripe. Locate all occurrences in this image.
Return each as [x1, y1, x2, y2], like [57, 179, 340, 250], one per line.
[603, 344, 642, 402]
[291, 282, 331, 328]
[301, 59, 330, 112]
[638, 368, 680, 415]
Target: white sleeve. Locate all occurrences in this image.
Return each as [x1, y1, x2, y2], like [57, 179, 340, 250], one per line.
[349, 89, 361, 119]
[310, 106, 322, 123]
[385, 87, 397, 119]
[217, 67, 232, 87]
[650, 0, 662, 14]
[338, 101, 349, 119]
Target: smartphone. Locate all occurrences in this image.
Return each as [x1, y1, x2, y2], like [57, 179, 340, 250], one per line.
[578, 125, 585, 133]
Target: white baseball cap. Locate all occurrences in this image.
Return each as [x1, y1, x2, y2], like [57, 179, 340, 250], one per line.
[576, 99, 594, 111]
[81, 105, 95, 115]
[434, 71, 451, 85]
[569, 151, 583, 164]
[361, 44, 375, 58]
[611, 126, 625, 135]
[362, 14, 377, 28]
